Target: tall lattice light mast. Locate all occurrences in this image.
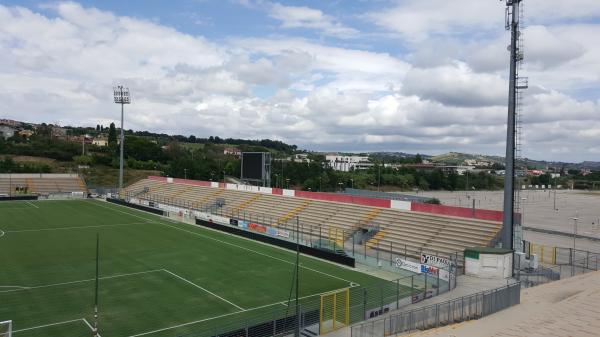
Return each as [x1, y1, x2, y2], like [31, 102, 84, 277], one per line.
[500, 0, 527, 251]
[113, 86, 131, 194]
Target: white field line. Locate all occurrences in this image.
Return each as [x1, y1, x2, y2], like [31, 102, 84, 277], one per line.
[0, 229, 4, 238]
[91, 200, 357, 285]
[26, 201, 39, 208]
[0, 207, 33, 210]
[89, 200, 155, 223]
[279, 283, 362, 307]
[127, 284, 359, 337]
[154, 221, 357, 285]
[0, 285, 28, 289]
[5, 221, 147, 233]
[0, 269, 163, 293]
[12, 318, 82, 333]
[162, 269, 244, 311]
[82, 318, 102, 337]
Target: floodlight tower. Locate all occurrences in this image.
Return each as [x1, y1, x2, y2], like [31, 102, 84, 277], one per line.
[500, 0, 528, 251]
[113, 86, 131, 194]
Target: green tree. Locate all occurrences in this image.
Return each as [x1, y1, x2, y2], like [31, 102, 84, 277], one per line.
[73, 155, 93, 166]
[108, 123, 117, 146]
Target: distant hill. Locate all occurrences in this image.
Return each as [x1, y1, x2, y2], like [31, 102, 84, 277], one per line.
[429, 152, 600, 170]
[430, 152, 504, 165]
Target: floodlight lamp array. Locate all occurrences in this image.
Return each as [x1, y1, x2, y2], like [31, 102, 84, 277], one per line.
[113, 86, 131, 104]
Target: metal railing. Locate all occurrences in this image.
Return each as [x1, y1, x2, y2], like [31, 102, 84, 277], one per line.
[515, 249, 600, 288]
[351, 282, 521, 337]
[121, 192, 462, 336]
[171, 273, 452, 337]
[127, 191, 465, 273]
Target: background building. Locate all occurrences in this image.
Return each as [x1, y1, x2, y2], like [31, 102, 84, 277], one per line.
[325, 154, 373, 172]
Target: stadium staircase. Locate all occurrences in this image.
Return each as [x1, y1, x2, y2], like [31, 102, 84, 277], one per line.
[274, 199, 312, 226]
[350, 225, 380, 245]
[366, 230, 387, 248]
[232, 193, 262, 213]
[360, 208, 381, 225]
[199, 188, 224, 205]
[26, 178, 34, 192]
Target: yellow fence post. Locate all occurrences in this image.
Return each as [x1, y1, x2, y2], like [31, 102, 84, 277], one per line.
[345, 288, 350, 325]
[332, 292, 337, 329]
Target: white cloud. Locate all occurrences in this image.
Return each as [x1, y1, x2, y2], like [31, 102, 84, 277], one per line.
[401, 62, 506, 107]
[268, 2, 358, 38]
[0, 2, 599, 162]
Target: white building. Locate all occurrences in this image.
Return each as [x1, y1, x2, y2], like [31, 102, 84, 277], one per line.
[223, 147, 241, 157]
[293, 153, 311, 163]
[325, 154, 373, 172]
[92, 136, 108, 147]
[0, 125, 15, 139]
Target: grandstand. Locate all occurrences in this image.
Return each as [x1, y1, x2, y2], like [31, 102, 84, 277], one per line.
[124, 177, 502, 263]
[0, 173, 87, 196]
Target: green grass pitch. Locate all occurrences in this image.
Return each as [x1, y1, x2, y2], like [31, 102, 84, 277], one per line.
[0, 200, 401, 337]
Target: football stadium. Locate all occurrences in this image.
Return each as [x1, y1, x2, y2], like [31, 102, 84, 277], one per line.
[2, 0, 600, 337]
[1, 174, 467, 337]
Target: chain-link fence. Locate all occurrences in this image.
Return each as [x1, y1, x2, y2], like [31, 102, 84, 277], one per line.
[515, 248, 600, 288]
[351, 282, 521, 337]
[169, 273, 452, 337]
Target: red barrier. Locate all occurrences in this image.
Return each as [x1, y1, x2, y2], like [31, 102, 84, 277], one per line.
[474, 209, 504, 222]
[294, 191, 391, 208]
[295, 191, 353, 203]
[171, 178, 211, 186]
[411, 202, 503, 222]
[146, 176, 500, 221]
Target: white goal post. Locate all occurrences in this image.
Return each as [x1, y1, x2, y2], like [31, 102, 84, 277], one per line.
[0, 320, 12, 337]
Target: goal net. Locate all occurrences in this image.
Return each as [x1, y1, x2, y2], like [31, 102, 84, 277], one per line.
[0, 320, 12, 337]
[319, 288, 349, 334]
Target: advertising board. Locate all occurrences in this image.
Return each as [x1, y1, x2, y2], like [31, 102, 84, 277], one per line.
[421, 254, 454, 270]
[394, 258, 422, 274]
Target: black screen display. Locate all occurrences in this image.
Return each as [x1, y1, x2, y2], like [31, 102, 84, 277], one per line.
[242, 153, 263, 180]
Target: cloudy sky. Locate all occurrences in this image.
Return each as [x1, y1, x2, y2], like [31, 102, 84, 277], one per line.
[1, 0, 599, 162]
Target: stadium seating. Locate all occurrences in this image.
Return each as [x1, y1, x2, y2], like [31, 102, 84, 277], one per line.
[0, 174, 87, 195]
[124, 178, 502, 260]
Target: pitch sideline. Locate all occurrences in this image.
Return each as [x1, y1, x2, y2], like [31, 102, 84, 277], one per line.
[91, 200, 359, 285]
[0, 269, 164, 294]
[162, 269, 244, 311]
[5, 221, 148, 234]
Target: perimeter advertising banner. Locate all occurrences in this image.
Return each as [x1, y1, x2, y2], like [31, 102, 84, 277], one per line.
[420, 254, 454, 269]
[394, 258, 422, 274]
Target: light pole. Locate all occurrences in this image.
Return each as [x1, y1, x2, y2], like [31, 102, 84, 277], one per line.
[350, 178, 354, 189]
[553, 176, 558, 211]
[572, 216, 579, 254]
[377, 164, 381, 192]
[338, 182, 343, 192]
[113, 86, 131, 194]
[184, 168, 187, 180]
[286, 178, 290, 189]
[274, 173, 279, 188]
[521, 197, 527, 226]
